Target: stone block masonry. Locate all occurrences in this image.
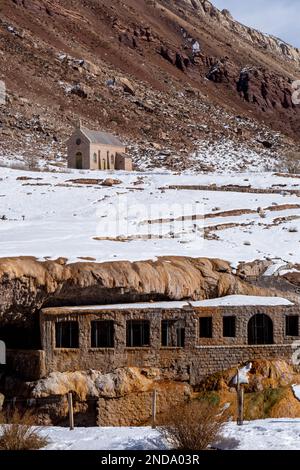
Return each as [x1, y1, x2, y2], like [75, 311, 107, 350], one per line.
[36, 303, 300, 384]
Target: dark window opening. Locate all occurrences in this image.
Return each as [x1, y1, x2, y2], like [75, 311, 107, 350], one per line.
[161, 320, 185, 347]
[248, 314, 273, 345]
[55, 321, 79, 348]
[91, 321, 114, 348]
[126, 320, 150, 347]
[200, 317, 212, 338]
[286, 315, 299, 337]
[223, 316, 236, 337]
[76, 138, 81, 145]
[0, 324, 41, 350]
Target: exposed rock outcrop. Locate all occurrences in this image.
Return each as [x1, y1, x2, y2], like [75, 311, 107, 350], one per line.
[0, 256, 273, 326]
[12, 367, 192, 426]
[30, 367, 161, 400]
[182, 0, 300, 64]
[197, 359, 300, 419]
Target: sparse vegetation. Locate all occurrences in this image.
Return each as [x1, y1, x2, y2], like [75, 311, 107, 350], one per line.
[244, 387, 287, 420]
[0, 409, 48, 450]
[284, 151, 300, 174]
[159, 401, 229, 450]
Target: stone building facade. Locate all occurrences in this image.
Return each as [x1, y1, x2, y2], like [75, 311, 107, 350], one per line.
[67, 124, 132, 171]
[33, 298, 300, 385]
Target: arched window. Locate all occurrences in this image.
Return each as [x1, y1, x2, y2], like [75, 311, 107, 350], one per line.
[76, 138, 81, 145]
[93, 152, 97, 163]
[248, 314, 273, 345]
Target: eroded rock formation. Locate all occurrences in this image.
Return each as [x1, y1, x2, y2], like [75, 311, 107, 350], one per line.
[0, 256, 272, 326]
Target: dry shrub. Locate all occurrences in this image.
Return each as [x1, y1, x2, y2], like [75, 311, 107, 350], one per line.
[283, 151, 300, 174]
[0, 409, 48, 450]
[160, 400, 229, 450]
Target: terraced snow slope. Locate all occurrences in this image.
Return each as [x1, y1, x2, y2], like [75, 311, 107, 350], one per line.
[0, 168, 299, 267]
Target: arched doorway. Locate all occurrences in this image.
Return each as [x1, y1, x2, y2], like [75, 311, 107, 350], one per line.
[76, 152, 83, 169]
[248, 314, 273, 345]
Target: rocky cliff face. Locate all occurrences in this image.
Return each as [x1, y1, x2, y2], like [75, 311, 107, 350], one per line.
[0, 0, 299, 168]
[0, 256, 271, 327]
[182, 0, 300, 64]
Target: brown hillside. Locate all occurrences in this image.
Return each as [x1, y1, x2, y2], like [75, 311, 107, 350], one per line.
[0, 0, 299, 167]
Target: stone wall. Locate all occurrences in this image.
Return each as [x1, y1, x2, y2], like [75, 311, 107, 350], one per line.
[39, 304, 300, 384]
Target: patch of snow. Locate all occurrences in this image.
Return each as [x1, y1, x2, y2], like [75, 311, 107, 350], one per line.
[193, 295, 293, 307]
[292, 384, 300, 401]
[279, 268, 300, 276]
[192, 41, 201, 54]
[264, 260, 288, 276]
[50, 295, 293, 312]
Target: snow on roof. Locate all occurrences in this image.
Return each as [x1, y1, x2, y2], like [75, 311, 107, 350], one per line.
[43, 295, 293, 314]
[192, 295, 293, 307]
[80, 126, 124, 147]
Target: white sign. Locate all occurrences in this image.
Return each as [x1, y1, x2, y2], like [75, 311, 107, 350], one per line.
[0, 340, 5, 365]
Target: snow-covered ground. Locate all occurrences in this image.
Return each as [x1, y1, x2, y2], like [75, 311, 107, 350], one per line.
[0, 167, 299, 267]
[42, 426, 166, 451]
[40, 419, 300, 450]
[217, 419, 300, 450]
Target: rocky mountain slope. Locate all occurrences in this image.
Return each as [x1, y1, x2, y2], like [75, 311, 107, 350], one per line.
[0, 0, 300, 171]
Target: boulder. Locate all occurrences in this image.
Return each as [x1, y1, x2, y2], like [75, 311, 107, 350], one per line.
[101, 178, 122, 187]
[118, 77, 135, 95]
[70, 83, 89, 98]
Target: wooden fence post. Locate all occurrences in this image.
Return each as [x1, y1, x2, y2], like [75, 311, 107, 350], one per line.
[68, 392, 74, 431]
[236, 369, 244, 426]
[152, 389, 157, 429]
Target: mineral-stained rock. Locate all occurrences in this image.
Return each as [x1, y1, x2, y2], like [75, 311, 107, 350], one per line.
[199, 359, 300, 393]
[30, 367, 161, 400]
[0, 256, 275, 327]
[197, 360, 300, 420]
[25, 367, 192, 426]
